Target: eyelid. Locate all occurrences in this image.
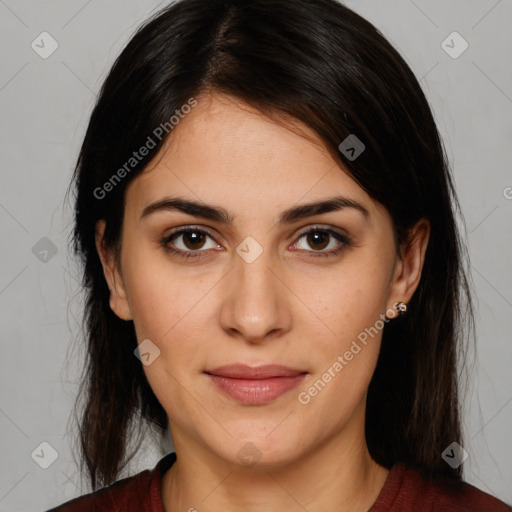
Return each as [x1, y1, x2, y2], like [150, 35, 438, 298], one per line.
[294, 223, 352, 241]
[165, 224, 217, 239]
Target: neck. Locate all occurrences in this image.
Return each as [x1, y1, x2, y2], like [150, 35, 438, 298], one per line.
[161, 422, 389, 512]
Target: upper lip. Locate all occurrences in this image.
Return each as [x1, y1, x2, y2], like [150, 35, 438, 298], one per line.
[205, 364, 307, 379]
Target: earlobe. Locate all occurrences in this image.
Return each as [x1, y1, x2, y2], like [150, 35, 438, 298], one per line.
[95, 220, 133, 321]
[388, 218, 430, 314]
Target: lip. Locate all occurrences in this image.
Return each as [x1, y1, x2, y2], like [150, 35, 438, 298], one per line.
[205, 364, 308, 405]
[206, 364, 306, 379]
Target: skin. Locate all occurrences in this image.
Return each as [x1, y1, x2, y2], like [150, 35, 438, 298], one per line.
[96, 92, 430, 512]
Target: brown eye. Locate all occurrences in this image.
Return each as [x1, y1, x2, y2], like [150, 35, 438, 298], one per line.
[182, 230, 207, 250]
[293, 227, 351, 257]
[162, 227, 220, 259]
[306, 231, 330, 251]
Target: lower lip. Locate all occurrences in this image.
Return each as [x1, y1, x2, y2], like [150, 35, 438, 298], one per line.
[206, 373, 307, 405]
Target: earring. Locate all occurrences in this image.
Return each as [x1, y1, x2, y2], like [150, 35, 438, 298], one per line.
[396, 302, 407, 316]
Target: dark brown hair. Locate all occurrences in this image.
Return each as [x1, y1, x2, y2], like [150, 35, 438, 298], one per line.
[68, 0, 474, 491]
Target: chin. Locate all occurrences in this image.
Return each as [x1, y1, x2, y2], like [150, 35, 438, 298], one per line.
[208, 431, 306, 470]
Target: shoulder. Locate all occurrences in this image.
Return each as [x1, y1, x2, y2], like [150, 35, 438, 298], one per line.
[371, 463, 512, 512]
[428, 475, 512, 512]
[44, 469, 153, 512]
[44, 452, 177, 512]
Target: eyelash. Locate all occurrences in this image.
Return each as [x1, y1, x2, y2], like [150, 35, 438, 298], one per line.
[161, 225, 352, 260]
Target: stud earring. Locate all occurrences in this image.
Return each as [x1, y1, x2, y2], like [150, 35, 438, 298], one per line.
[396, 302, 407, 316]
[385, 302, 408, 320]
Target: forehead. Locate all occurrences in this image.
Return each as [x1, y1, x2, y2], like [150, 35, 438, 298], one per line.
[124, 93, 379, 222]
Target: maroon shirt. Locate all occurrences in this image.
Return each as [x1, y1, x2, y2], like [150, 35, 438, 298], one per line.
[46, 452, 511, 511]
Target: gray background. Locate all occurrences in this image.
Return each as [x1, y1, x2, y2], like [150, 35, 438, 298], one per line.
[0, 1, 511, 510]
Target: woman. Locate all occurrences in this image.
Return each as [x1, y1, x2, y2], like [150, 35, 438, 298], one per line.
[47, 0, 511, 510]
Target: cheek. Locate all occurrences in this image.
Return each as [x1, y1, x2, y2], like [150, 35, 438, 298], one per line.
[124, 258, 211, 421]
[291, 248, 393, 417]
[302, 256, 392, 352]
[121, 244, 192, 338]
[294, 279, 389, 435]
[122, 248, 215, 375]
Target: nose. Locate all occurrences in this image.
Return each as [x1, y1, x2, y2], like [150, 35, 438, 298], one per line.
[218, 242, 293, 344]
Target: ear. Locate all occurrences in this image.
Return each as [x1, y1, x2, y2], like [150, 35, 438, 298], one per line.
[387, 218, 430, 318]
[95, 219, 133, 321]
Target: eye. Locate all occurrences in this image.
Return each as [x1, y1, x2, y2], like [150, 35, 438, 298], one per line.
[161, 225, 352, 260]
[161, 227, 220, 259]
[292, 226, 351, 257]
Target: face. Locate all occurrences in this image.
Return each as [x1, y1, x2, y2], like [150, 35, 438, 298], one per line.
[97, 93, 428, 469]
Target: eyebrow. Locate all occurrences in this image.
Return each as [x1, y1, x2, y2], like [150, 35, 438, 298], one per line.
[140, 195, 369, 224]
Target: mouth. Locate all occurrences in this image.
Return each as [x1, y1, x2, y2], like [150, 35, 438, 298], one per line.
[204, 364, 308, 405]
